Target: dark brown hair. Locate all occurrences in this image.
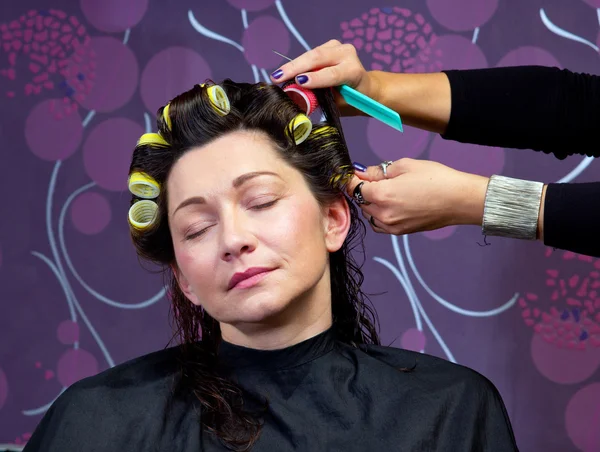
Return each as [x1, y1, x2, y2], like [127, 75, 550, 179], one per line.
[128, 80, 380, 450]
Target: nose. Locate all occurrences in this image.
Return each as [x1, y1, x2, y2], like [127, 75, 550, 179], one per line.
[219, 210, 257, 261]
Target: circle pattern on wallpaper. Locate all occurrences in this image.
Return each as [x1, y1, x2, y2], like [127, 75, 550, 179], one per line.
[423, 226, 458, 240]
[57, 320, 80, 345]
[530, 333, 600, 384]
[140, 47, 212, 115]
[226, 0, 275, 11]
[497, 46, 561, 68]
[0, 368, 7, 410]
[242, 16, 291, 68]
[582, 0, 600, 7]
[565, 383, 600, 452]
[80, 0, 149, 33]
[426, 0, 499, 31]
[367, 119, 431, 161]
[0, 2, 596, 450]
[69, 36, 139, 113]
[25, 99, 83, 161]
[340, 7, 440, 73]
[429, 134, 505, 177]
[83, 118, 144, 191]
[0, 9, 93, 105]
[424, 34, 488, 70]
[401, 328, 427, 351]
[57, 348, 99, 387]
[70, 192, 112, 235]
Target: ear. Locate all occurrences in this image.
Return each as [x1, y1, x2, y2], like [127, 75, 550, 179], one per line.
[323, 194, 351, 253]
[170, 262, 201, 306]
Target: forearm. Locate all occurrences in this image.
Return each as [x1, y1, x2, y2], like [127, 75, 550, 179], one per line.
[368, 71, 451, 134]
[444, 66, 600, 158]
[369, 66, 600, 159]
[456, 175, 600, 258]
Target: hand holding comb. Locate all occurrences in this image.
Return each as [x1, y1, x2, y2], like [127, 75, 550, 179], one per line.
[272, 50, 403, 132]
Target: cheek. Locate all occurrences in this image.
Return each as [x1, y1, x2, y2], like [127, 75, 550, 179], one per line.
[173, 242, 215, 288]
[265, 197, 325, 253]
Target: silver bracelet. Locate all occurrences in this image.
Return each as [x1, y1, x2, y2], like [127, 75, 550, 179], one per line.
[482, 175, 544, 240]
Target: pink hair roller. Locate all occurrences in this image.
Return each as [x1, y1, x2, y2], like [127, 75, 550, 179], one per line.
[282, 82, 319, 115]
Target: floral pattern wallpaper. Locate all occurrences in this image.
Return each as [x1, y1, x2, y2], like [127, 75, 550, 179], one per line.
[1, 0, 599, 450]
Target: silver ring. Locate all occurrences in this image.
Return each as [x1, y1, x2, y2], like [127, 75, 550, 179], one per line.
[381, 160, 393, 178]
[353, 182, 370, 205]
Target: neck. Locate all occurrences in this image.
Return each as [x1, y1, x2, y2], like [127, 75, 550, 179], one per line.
[220, 279, 333, 350]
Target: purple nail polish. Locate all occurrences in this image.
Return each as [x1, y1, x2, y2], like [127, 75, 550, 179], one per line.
[297, 74, 309, 84]
[271, 69, 283, 79]
[353, 162, 367, 172]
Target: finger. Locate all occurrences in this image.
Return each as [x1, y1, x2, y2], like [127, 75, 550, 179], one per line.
[270, 40, 345, 85]
[361, 209, 389, 234]
[345, 175, 365, 200]
[345, 175, 381, 206]
[354, 164, 387, 182]
[292, 65, 347, 90]
[352, 193, 385, 218]
[353, 158, 410, 182]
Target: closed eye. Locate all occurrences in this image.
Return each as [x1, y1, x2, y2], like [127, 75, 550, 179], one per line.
[184, 200, 278, 240]
[251, 200, 278, 210]
[185, 226, 212, 241]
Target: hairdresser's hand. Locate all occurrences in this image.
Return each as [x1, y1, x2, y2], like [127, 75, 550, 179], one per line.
[269, 40, 379, 116]
[346, 159, 490, 235]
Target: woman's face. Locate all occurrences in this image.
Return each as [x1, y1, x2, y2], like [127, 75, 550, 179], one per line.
[167, 130, 350, 342]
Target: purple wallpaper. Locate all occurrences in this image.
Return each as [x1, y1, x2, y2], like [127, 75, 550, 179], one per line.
[1, 0, 600, 450]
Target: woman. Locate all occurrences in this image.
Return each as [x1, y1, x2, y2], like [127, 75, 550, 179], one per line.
[23, 80, 517, 451]
[271, 40, 600, 257]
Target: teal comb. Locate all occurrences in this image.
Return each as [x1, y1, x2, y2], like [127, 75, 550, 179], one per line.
[272, 50, 403, 132]
[337, 84, 403, 132]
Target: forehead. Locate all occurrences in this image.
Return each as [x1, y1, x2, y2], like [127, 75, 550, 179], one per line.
[167, 130, 288, 198]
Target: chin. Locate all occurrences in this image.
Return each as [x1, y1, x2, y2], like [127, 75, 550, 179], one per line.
[222, 290, 292, 324]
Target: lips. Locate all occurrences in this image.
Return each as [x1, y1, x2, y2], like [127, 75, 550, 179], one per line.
[228, 267, 274, 290]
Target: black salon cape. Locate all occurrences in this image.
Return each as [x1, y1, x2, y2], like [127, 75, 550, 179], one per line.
[23, 328, 518, 451]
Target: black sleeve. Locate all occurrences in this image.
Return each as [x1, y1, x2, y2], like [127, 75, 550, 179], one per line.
[544, 182, 600, 257]
[441, 66, 600, 160]
[442, 66, 600, 257]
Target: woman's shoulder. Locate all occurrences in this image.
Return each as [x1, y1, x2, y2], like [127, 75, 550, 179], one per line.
[49, 344, 185, 415]
[74, 343, 184, 390]
[23, 344, 203, 451]
[346, 343, 518, 448]
[355, 342, 501, 394]
[23, 344, 192, 451]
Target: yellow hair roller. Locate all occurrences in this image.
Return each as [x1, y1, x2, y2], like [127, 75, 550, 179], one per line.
[162, 104, 172, 131]
[206, 85, 230, 116]
[128, 171, 160, 199]
[128, 200, 158, 230]
[329, 165, 353, 187]
[310, 125, 338, 138]
[287, 113, 312, 145]
[136, 133, 169, 148]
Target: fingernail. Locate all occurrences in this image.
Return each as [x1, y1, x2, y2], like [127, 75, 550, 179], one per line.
[297, 74, 309, 84]
[271, 69, 283, 79]
[353, 162, 367, 172]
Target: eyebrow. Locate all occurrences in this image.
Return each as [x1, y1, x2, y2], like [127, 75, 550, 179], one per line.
[172, 171, 282, 216]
